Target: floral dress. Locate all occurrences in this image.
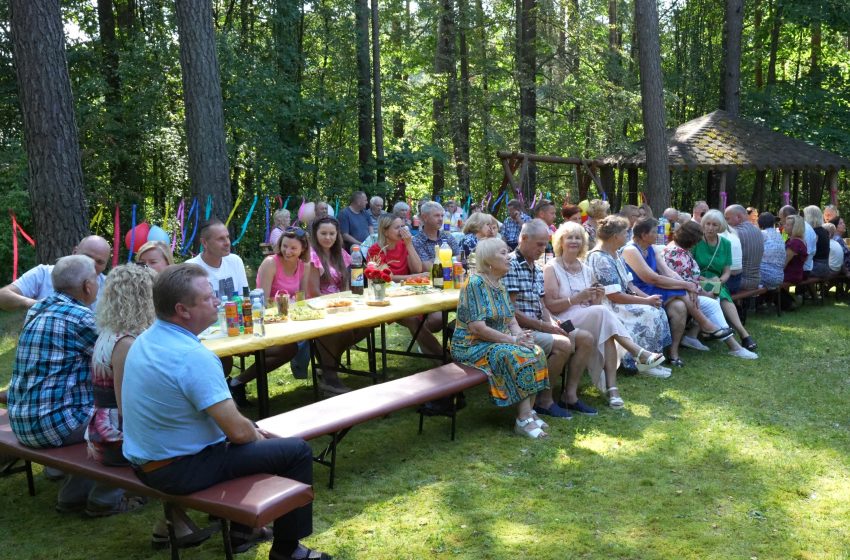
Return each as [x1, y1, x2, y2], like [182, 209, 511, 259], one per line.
[85, 330, 133, 466]
[586, 250, 671, 370]
[451, 274, 549, 407]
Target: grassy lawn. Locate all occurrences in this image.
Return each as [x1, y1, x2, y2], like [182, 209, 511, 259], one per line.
[1, 301, 849, 559]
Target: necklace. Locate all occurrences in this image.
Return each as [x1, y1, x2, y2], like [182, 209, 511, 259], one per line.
[558, 256, 583, 275]
[481, 272, 501, 288]
[558, 257, 588, 303]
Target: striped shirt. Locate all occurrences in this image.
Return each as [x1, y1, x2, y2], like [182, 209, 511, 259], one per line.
[733, 222, 764, 290]
[8, 293, 97, 448]
[503, 250, 545, 320]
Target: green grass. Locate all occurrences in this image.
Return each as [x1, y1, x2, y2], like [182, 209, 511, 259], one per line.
[1, 302, 849, 559]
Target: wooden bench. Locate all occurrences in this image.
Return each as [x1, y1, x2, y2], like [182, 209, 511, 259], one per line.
[258, 362, 488, 488]
[0, 409, 313, 560]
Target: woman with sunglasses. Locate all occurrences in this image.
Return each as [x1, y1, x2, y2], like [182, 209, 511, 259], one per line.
[256, 227, 312, 300]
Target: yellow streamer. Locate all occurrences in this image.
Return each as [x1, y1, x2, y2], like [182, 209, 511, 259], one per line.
[225, 193, 244, 226]
[89, 206, 105, 230]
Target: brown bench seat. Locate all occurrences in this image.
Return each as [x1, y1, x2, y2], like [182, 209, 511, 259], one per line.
[258, 362, 488, 487]
[0, 408, 313, 559]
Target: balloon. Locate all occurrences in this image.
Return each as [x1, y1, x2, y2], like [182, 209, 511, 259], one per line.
[578, 200, 589, 212]
[298, 202, 315, 224]
[147, 225, 170, 244]
[124, 222, 150, 253]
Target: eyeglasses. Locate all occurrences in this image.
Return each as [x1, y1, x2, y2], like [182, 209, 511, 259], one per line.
[134, 262, 149, 269]
[284, 227, 307, 239]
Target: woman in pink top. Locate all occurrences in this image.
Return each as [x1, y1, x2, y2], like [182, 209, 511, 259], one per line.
[309, 217, 351, 295]
[256, 227, 311, 300]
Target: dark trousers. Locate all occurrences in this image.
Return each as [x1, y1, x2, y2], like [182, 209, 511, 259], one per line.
[136, 438, 314, 543]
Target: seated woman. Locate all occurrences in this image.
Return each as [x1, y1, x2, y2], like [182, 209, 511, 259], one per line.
[544, 222, 665, 409]
[227, 229, 307, 404]
[828, 216, 850, 272]
[85, 264, 211, 547]
[758, 212, 785, 290]
[367, 214, 442, 356]
[583, 199, 609, 247]
[823, 223, 846, 275]
[782, 215, 808, 309]
[804, 205, 831, 278]
[585, 216, 672, 377]
[135, 240, 173, 273]
[452, 237, 551, 438]
[621, 217, 726, 368]
[267, 208, 291, 250]
[460, 212, 499, 255]
[693, 210, 757, 351]
[662, 222, 758, 360]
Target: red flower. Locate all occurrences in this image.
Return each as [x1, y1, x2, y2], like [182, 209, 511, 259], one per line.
[380, 270, 392, 283]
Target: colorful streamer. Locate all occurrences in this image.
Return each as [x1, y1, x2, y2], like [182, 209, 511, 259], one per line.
[127, 204, 137, 263]
[172, 199, 185, 254]
[181, 198, 200, 256]
[225, 193, 243, 226]
[264, 196, 271, 243]
[205, 194, 213, 220]
[232, 195, 259, 246]
[783, 191, 791, 206]
[281, 195, 288, 210]
[720, 191, 728, 210]
[10, 212, 36, 281]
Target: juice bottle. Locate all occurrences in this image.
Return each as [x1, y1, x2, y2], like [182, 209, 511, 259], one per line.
[439, 241, 454, 289]
[350, 245, 364, 295]
[241, 287, 253, 335]
[225, 301, 240, 336]
[231, 291, 244, 333]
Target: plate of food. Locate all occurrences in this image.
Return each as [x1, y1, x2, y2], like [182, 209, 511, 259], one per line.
[402, 276, 431, 286]
[326, 299, 355, 313]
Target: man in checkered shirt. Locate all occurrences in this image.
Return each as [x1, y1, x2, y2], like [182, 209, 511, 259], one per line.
[8, 255, 133, 516]
[501, 199, 531, 250]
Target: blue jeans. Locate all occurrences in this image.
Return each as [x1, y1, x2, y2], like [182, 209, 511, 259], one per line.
[59, 424, 125, 507]
[136, 438, 314, 546]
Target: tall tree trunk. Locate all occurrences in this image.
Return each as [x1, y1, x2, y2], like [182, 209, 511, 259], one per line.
[767, 3, 781, 86]
[517, 0, 537, 200]
[355, 0, 374, 185]
[371, 0, 385, 185]
[274, 0, 304, 194]
[754, 0, 763, 89]
[634, 0, 669, 215]
[810, 20, 822, 89]
[432, 0, 456, 199]
[9, 0, 90, 262]
[474, 0, 492, 190]
[174, 0, 233, 221]
[721, 0, 742, 201]
[455, 0, 471, 198]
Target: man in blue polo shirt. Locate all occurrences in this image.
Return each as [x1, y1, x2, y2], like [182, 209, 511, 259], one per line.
[121, 264, 330, 560]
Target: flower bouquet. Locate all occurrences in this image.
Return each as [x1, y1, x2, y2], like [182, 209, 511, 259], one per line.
[364, 256, 394, 303]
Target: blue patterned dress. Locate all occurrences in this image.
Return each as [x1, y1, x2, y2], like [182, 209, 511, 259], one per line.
[586, 249, 672, 369]
[452, 274, 549, 407]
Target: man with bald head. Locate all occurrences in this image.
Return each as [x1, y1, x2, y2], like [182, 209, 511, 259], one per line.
[724, 204, 763, 291]
[0, 235, 112, 312]
[692, 201, 709, 224]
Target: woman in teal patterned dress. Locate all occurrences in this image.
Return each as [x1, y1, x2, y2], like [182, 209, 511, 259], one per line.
[452, 238, 551, 439]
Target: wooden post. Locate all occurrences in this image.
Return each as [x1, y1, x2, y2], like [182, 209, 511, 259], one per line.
[827, 170, 838, 206]
[782, 170, 791, 208]
[719, 172, 727, 209]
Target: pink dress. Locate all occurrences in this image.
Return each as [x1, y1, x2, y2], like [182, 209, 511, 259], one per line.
[310, 248, 352, 294]
[545, 259, 632, 391]
[257, 254, 306, 300]
[85, 331, 133, 466]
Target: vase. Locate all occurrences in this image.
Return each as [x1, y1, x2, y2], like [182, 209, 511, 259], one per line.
[371, 282, 387, 301]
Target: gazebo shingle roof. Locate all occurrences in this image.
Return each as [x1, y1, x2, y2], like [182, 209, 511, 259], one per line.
[599, 110, 850, 172]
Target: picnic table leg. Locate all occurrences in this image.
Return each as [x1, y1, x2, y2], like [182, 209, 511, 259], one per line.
[441, 310, 450, 363]
[309, 340, 321, 401]
[380, 323, 388, 378]
[254, 350, 270, 419]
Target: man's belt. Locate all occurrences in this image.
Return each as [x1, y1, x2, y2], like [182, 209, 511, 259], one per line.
[136, 457, 180, 473]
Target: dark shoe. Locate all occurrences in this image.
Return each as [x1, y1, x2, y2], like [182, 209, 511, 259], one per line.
[56, 500, 87, 514]
[231, 526, 273, 554]
[702, 327, 734, 341]
[668, 357, 685, 368]
[44, 466, 66, 481]
[741, 336, 758, 351]
[85, 495, 148, 518]
[559, 399, 598, 416]
[228, 378, 254, 408]
[151, 521, 218, 550]
[269, 543, 333, 560]
[533, 402, 572, 420]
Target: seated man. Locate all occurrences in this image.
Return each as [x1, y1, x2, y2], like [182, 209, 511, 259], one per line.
[725, 204, 763, 292]
[504, 219, 596, 417]
[7, 255, 139, 516]
[501, 199, 531, 250]
[121, 264, 330, 560]
[0, 235, 111, 311]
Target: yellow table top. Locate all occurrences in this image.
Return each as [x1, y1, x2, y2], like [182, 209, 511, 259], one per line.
[202, 289, 460, 358]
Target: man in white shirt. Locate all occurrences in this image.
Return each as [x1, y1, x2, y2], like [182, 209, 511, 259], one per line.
[186, 220, 249, 298]
[0, 235, 111, 312]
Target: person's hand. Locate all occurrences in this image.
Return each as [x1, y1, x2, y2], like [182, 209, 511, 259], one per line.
[576, 288, 596, 304]
[644, 294, 662, 308]
[400, 226, 413, 243]
[514, 330, 534, 348]
[538, 321, 566, 336]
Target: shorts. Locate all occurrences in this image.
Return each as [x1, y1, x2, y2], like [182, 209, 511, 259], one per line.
[532, 331, 554, 355]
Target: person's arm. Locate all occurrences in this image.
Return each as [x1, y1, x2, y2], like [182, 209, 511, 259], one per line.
[606, 290, 662, 307]
[401, 232, 424, 273]
[785, 246, 796, 267]
[0, 284, 36, 311]
[541, 265, 596, 314]
[111, 336, 135, 413]
[300, 262, 312, 295]
[509, 292, 568, 335]
[205, 399, 264, 444]
[621, 245, 694, 292]
[466, 318, 533, 348]
[257, 257, 276, 298]
[306, 262, 321, 298]
[718, 265, 731, 283]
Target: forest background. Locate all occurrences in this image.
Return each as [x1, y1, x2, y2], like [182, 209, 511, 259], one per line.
[1, 0, 849, 283]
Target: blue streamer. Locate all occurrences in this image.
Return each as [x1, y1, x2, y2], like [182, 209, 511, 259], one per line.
[602, 190, 608, 201]
[205, 194, 213, 220]
[181, 198, 200, 256]
[464, 194, 472, 214]
[334, 198, 340, 217]
[127, 204, 137, 263]
[264, 196, 271, 243]
[283, 195, 291, 210]
[489, 191, 506, 212]
[435, 194, 441, 203]
[232, 195, 259, 246]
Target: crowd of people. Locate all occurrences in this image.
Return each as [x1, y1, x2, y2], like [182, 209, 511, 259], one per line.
[1, 189, 847, 555]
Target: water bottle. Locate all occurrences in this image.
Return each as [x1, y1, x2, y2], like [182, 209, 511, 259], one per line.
[656, 218, 666, 247]
[251, 295, 265, 337]
[216, 296, 227, 335]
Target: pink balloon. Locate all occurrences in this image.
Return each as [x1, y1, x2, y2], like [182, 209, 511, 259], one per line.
[124, 222, 150, 253]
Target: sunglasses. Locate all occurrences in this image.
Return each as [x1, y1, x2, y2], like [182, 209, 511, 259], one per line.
[284, 227, 307, 239]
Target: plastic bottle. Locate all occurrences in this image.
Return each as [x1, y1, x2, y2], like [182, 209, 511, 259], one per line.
[452, 258, 465, 288]
[231, 291, 244, 333]
[225, 301, 240, 336]
[443, 214, 451, 232]
[439, 241, 454, 289]
[350, 245, 364, 295]
[467, 251, 477, 278]
[251, 295, 265, 337]
[241, 287, 253, 335]
[217, 296, 227, 335]
[655, 218, 666, 247]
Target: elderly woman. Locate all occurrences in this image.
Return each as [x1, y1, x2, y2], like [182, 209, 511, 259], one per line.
[583, 199, 609, 247]
[267, 208, 292, 249]
[803, 205, 831, 278]
[460, 212, 499, 255]
[621, 217, 723, 367]
[662, 222, 757, 360]
[452, 237, 551, 439]
[758, 212, 785, 289]
[638, 203, 654, 219]
[823, 223, 845, 275]
[585, 216, 672, 376]
[544, 222, 666, 409]
[562, 204, 582, 224]
[135, 240, 173, 273]
[693, 210, 756, 351]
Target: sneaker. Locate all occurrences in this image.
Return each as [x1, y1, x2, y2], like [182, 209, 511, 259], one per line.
[227, 378, 253, 408]
[640, 365, 672, 378]
[559, 399, 598, 416]
[680, 336, 709, 351]
[533, 402, 572, 420]
[729, 348, 758, 360]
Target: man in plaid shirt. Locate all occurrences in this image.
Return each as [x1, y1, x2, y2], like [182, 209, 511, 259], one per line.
[501, 199, 531, 250]
[8, 255, 135, 516]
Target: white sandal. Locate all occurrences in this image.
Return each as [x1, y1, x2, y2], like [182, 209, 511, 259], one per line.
[529, 411, 549, 430]
[606, 387, 625, 409]
[635, 349, 665, 372]
[514, 417, 548, 439]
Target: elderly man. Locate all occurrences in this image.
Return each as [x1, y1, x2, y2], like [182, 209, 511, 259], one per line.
[533, 199, 557, 232]
[8, 255, 140, 516]
[663, 207, 680, 228]
[504, 220, 596, 418]
[502, 199, 531, 250]
[339, 191, 369, 250]
[412, 201, 459, 266]
[121, 264, 329, 559]
[314, 201, 330, 221]
[779, 205, 817, 275]
[444, 199, 466, 231]
[187, 219, 249, 298]
[392, 201, 412, 227]
[692, 201, 709, 223]
[0, 235, 111, 311]
[725, 204, 763, 291]
[367, 196, 384, 232]
[823, 205, 839, 224]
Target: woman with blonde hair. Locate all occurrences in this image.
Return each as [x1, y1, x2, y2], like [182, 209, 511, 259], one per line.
[803, 205, 831, 278]
[135, 240, 173, 273]
[460, 212, 499, 255]
[583, 199, 610, 247]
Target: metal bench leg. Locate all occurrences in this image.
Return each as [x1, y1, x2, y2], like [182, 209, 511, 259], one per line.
[418, 411, 425, 435]
[450, 393, 458, 441]
[25, 460, 34, 496]
[221, 518, 234, 560]
[163, 502, 181, 560]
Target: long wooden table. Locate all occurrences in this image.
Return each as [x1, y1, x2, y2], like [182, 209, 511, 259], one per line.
[203, 289, 460, 417]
